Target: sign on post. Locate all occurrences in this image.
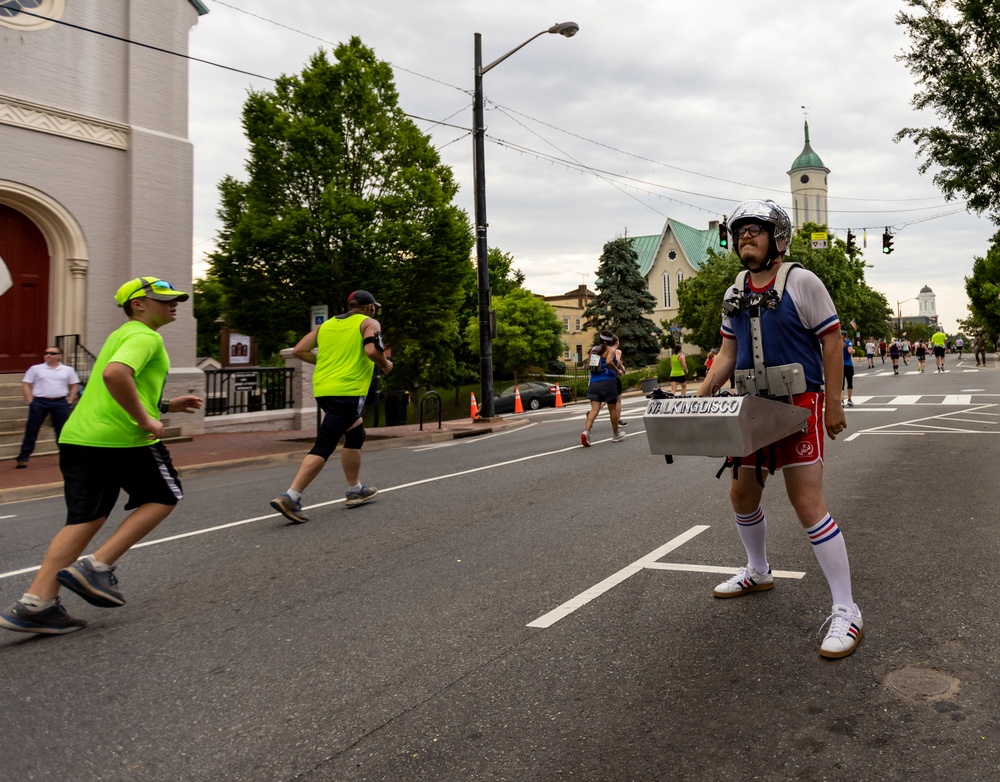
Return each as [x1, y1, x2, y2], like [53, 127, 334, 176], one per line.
[810, 231, 828, 250]
[233, 371, 257, 392]
[311, 305, 328, 328]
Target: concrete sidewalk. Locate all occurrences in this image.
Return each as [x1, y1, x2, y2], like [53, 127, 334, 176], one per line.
[1, 416, 532, 504]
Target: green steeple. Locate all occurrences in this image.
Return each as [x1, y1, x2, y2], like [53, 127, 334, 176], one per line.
[789, 121, 828, 172]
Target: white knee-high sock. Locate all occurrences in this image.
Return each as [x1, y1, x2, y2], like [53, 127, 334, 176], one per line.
[805, 514, 857, 612]
[735, 506, 768, 574]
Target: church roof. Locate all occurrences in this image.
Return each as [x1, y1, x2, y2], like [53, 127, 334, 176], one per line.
[788, 121, 828, 173]
[920, 285, 933, 293]
[189, 0, 209, 14]
[629, 218, 716, 276]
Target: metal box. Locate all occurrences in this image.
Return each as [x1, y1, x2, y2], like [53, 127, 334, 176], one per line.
[643, 395, 810, 457]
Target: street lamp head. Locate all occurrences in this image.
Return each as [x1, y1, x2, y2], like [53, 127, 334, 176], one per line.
[549, 21, 579, 37]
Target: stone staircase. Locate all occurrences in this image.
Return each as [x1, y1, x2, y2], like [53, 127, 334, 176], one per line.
[0, 372, 186, 463]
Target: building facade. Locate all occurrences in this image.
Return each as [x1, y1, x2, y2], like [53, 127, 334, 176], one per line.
[541, 284, 599, 366]
[0, 1, 206, 421]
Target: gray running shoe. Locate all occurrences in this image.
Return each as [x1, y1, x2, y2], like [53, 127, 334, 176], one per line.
[270, 494, 309, 523]
[0, 599, 87, 634]
[56, 559, 125, 607]
[345, 485, 378, 508]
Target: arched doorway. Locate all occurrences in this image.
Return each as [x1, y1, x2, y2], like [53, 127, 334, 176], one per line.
[0, 204, 50, 372]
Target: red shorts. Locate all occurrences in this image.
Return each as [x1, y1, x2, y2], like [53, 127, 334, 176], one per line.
[736, 392, 824, 470]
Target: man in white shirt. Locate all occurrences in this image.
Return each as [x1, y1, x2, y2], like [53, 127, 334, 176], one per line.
[16, 347, 80, 468]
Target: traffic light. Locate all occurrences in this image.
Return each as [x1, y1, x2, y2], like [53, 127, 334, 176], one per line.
[882, 228, 894, 255]
[719, 218, 728, 249]
[846, 229, 856, 256]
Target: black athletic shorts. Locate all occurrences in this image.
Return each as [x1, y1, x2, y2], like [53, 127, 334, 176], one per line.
[60, 442, 183, 525]
[587, 379, 618, 404]
[315, 396, 366, 448]
[933, 346, 946, 358]
[843, 364, 854, 390]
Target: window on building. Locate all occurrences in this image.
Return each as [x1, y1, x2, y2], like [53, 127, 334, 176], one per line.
[563, 317, 569, 332]
[575, 318, 581, 331]
[677, 271, 684, 286]
[663, 273, 671, 308]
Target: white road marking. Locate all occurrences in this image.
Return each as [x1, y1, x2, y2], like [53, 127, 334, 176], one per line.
[942, 395, 972, 404]
[888, 395, 922, 405]
[0, 431, 636, 582]
[410, 422, 537, 451]
[0, 515, 15, 520]
[644, 562, 806, 579]
[526, 526, 711, 629]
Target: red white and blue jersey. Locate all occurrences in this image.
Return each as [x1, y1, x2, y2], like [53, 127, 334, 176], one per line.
[720, 266, 840, 392]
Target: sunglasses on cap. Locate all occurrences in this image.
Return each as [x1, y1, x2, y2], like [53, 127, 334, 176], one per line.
[116, 277, 190, 306]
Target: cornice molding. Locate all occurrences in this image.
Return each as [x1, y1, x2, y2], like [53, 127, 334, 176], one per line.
[0, 94, 128, 150]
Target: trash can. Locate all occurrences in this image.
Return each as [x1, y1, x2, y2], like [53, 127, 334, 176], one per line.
[383, 390, 410, 427]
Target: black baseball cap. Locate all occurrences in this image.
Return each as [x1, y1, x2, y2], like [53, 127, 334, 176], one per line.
[347, 290, 381, 308]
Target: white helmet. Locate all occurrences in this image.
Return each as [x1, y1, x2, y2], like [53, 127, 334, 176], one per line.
[728, 199, 792, 265]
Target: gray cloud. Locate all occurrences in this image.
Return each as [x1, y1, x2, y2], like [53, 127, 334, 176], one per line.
[189, 0, 995, 331]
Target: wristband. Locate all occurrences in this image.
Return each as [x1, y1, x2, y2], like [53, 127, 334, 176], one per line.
[159, 400, 170, 414]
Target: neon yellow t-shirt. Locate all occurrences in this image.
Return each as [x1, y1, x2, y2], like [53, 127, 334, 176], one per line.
[59, 320, 169, 447]
[930, 331, 947, 348]
[311, 314, 375, 397]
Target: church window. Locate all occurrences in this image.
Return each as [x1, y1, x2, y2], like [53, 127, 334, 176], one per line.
[663, 273, 671, 309]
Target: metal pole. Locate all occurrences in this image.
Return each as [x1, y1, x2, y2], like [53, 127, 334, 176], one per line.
[474, 32, 495, 418]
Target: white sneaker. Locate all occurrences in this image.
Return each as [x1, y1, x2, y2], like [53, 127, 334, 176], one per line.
[580, 431, 591, 447]
[612, 431, 626, 443]
[819, 604, 864, 659]
[713, 565, 774, 598]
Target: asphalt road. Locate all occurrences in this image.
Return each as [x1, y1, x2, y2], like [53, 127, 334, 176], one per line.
[2, 357, 998, 781]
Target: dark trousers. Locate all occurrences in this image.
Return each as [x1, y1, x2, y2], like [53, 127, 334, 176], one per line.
[976, 349, 987, 365]
[17, 398, 71, 461]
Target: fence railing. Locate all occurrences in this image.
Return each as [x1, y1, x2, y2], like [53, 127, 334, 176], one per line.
[55, 334, 97, 387]
[203, 367, 295, 416]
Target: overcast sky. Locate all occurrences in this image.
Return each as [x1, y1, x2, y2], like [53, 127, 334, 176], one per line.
[188, 0, 994, 333]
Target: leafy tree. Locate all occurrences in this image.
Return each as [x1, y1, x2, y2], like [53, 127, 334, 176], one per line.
[675, 248, 744, 351]
[895, 1, 1000, 221]
[583, 236, 662, 367]
[193, 275, 226, 360]
[785, 223, 891, 339]
[962, 231, 1000, 340]
[209, 39, 474, 389]
[464, 288, 564, 383]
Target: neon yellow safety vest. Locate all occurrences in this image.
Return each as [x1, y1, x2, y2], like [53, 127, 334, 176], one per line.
[311, 314, 375, 397]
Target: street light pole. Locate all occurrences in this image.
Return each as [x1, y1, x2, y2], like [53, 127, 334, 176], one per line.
[897, 297, 916, 337]
[472, 22, 579, 419]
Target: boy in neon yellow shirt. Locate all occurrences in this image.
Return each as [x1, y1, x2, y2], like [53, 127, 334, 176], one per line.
[1, 277, 203, 634]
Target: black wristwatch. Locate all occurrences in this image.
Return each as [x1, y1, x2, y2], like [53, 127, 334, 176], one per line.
[159, 400, 170, 414]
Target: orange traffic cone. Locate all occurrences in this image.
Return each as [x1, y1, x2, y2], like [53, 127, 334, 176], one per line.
[554, 382, 564, 408]
[470, 391, 480, 421]
[514, 386, 524, 413]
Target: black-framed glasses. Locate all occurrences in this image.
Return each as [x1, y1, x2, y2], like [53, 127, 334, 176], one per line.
[735, 224, 764, 239]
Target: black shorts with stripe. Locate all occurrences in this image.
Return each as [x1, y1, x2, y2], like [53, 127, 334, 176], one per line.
[59, 442, 183, 525]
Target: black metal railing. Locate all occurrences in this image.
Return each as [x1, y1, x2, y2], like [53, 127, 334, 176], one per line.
[203, 367, 295, 416]
[55, 334, 97, 387]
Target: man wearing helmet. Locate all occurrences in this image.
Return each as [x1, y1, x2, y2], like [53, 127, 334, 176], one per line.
[698, 199, 863, 659]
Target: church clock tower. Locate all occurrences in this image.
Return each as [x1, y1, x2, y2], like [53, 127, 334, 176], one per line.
[788, 121, 830, 229]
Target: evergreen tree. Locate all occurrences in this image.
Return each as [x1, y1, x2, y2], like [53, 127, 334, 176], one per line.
[209, 39, 474, 390]
[583, 237, 662, 367]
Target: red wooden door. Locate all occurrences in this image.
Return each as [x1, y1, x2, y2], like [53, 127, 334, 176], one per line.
[0, 204, 50, 372]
